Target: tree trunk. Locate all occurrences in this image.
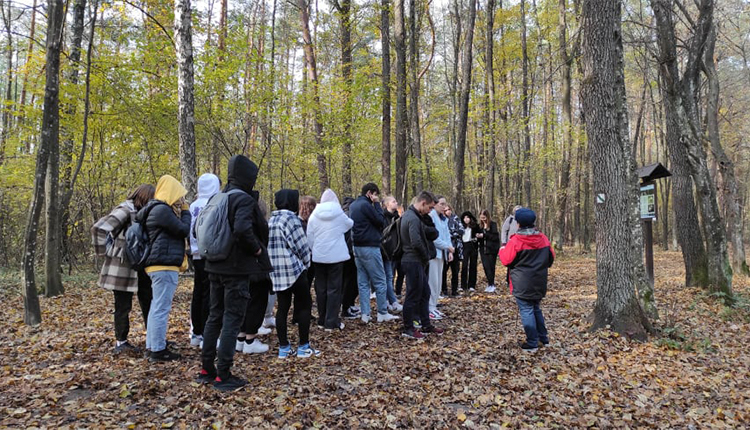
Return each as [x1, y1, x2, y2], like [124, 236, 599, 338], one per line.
[484, 0, 496, 214]
[175, 0, 198, 201]
[381, 0, 391, 195]
[704, 26, 749, 275]
[652, 0, 732, 300]
[453, 0, 477, 210]
[408, 0, 423, 191]
[581, 0, 651, 338]
[24, 0, 66, 324]
[520, 0, 531, 207]
[0, 0, 13, 163]
[394, 0, 408, 203]
[19, 0, 37, 111]
[555, 0, 573, 252]
[334, 0, 353, 196]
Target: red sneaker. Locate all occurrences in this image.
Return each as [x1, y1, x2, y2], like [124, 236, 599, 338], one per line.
[401, 328, 425, 339]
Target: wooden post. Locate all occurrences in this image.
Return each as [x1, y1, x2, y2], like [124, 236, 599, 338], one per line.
[643, 218, 654, 285]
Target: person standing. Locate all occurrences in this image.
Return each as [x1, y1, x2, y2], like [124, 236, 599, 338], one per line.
[307, 189, 353, 330]
[499, 208, 554, 352]
[459, 211, 480, 293]
[477, 209, 500, 293]
[139, 175, 191, 362]
[188, 173, 221, 347]
[199, 155, 272, 391]
[442, 205, 463, 297]
[427, 196, 454, 320]
[349, 183, 400, 323]
[268, 189, 320, 358]
[381, 196, 402, 312]
[401, 191, 444, 339]
[339, 196, 361, 320]
[92, 184, 155, 355]
[501, 204, 522, 246]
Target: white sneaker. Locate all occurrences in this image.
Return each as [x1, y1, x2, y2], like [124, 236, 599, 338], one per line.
[370, 292, 376, 300]
[263, 317, 276, 328]
[190, 334, 203, 347]
[485, 285, 496, 293]
[242, 338, 269, 354]
[377, 312, 400, 322]
[325, 322, 345, 332]
[257, 326, 272, 336]
[361, 314, 371, 324]
[236, 340, 244, 351]
[388, 302, 403, 313]
[429, 311, 443, 320]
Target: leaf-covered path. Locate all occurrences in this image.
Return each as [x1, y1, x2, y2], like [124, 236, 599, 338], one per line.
[1, 251, 749, 428]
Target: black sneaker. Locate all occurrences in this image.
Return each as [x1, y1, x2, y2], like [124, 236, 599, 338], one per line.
[342, 310, 359, 319]
[213, 374, 248, 392]
[520, 342, 538, 353]
[539, 339, 550, 347]
[114, 341, 141, 355]
[196, 369, 216, 384]
[149, 348, 181, 362]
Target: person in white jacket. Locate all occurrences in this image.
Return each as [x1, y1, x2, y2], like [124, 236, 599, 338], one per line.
[307, 189, 354, 330]
[188, 173, 221, 347]
[428, 196, 454, 320]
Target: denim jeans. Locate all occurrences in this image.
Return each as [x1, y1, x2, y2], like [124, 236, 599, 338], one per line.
[515, 297, 549, 347]
[202, 274, 250, 380]
[383, 259, 398, 304]
[146, 270, 179, 352]
[353, 246, 388, 316]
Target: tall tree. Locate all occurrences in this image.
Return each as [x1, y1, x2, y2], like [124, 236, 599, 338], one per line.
[581, 0, 651, 338]
[334, 0, 353, 196]
[520, 0, 531, 207]
[0, 0, 13, 163]
[23, 0, 66, 324]
[175, 0, 198, 201]
[394, 0, 408, 202]
[555, 0, 573, 251]
[652, 0, 733, 300]
[381, 0, 392, 195]
[453, 0, 477, 209]
[484, 0, 496, 213]
[408, 0, 423, 191]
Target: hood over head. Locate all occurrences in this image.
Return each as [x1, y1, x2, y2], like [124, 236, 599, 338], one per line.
[227, 155, 259, 194]
[154, 175, 187, 206]
[197, 173, 221, 199]
[320, 189, 339, 204]
[313, 200, 345, 221]
[460, 211, 477, 225]
[274, 189, 300, 213]
[342, 196, 355, 213]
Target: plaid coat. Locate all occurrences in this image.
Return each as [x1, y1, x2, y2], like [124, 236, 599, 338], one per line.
[268, 209, 311, 292]
[91, 200, 138, 292]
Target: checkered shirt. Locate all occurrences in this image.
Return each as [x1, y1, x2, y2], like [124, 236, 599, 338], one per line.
[268, 209, 311, 292]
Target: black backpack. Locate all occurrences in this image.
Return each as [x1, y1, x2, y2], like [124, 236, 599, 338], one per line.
[123, 203, 160, 270]
[381, 218, 403, 260]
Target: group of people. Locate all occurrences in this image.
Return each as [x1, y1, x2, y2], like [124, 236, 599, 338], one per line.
[92, 154, 555, 392]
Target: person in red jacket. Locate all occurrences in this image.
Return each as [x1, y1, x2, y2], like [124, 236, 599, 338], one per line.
[498, 208, 555, 353]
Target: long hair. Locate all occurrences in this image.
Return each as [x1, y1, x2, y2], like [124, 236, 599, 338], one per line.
[480, 209, 493, 229]
[299, 195, 317, 221]
[128, 184, 155, 210]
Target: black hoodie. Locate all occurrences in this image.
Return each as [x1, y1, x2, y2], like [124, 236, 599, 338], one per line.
[274, 189, 300, 213]
[205, 155, 272, 276]
[460, 211, 480, 241]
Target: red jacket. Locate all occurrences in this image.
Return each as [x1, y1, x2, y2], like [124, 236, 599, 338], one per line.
[498, 230, 555, 301]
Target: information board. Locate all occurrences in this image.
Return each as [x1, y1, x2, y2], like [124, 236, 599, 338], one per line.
[640, 184, 656, 219]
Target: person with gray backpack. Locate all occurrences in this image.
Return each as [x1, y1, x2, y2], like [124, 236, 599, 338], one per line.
[197, 155, 272, 392]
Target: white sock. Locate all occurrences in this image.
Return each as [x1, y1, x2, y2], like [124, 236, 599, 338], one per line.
[116, 340, 127, 347]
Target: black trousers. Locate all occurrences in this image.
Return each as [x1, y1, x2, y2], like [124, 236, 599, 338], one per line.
[314, 262, 344, 329]
[340, 258, 359, 312]
[191, 258, 211, 336]
[202, 273, 250, 379]
[276, 271, 312, 346]
[402, 261, 432, 331]
[480, 250, 499, 286]
[242, 276, 271, 335]
[113, 270, 152, 342]
[394, 258, 405, 296]
[461, 242, 478, 291]
[442, 255, 460, 295]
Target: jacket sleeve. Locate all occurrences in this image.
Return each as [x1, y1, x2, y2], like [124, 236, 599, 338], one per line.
[408, 217, 430, 263]
[487, 222, 500, 243]
[306, 217, 317, 250]
[362, 201, 386, 229]
[430, 213, 452, 251]
[341, 213, 354, 233]
[501, 217, 511, 245]
[150, 204, 191, 239]
[91, 206, 129, 256]
[498, 239, 519, 267]
[287, 217, 311, 268]
[232, 195, 263, 255]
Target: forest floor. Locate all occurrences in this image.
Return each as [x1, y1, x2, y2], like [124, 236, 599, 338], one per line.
[1, 251, 750, 429]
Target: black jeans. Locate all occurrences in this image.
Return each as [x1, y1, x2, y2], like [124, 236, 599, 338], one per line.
[394, 258, 404, 296]
[113, 270, 152, 341]
[461, 242, 478, 291]
[314, 261, 344, 329]
[402, 261, 432, 331]
[276, 271, 312, 346]
[442, 255, 460, 295]
[202, 273, 250, 379]
[340, 258, 359, 313]
[242, 276, 271, 335]
[480, 250, 498, 286]
[191, 258, 210, 336]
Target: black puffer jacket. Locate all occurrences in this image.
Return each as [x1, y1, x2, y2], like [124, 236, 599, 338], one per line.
[138, 201, 191, 268]
[205, 155, 273, 276]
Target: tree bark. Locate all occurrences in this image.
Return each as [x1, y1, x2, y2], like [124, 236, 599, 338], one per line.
[394, 0, 408, 203]
[381, 0, 391, 194]
[175, 0, 198, 201]
[484, 0, 496, 214]
[581, 0, 652, 338]
[555, 0, 573, 252]
[520, 0, 531, 207]
[408, 0, 423, 191]
[24, 0, 66, 324]
[453, 0, 477, 210]
[19, 0, 36, 111]
[704, 26, 749, 275]
[0, 0, 13, 164]
[334, 0, 353, 196]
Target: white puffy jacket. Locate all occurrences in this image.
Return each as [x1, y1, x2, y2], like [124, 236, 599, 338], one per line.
[307, 201, 354, 264]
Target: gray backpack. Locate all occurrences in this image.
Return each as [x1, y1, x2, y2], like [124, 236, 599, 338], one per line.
[194, 189, 244, 261]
